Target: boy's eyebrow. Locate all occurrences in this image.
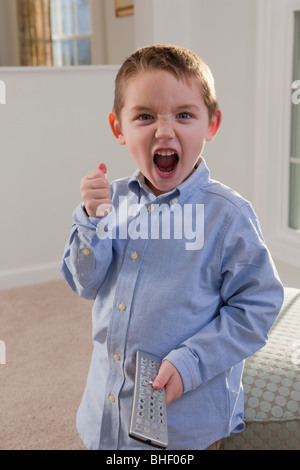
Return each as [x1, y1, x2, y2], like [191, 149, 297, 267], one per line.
[129, 105, 154, 114]
[175, 104, 201, 112]
[129, 104, 201, 114]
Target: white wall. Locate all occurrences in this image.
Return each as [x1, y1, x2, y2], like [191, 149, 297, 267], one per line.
[104, 0, 135, 64]
[0, 66, 136, 289]
[188, 0, 256, 202]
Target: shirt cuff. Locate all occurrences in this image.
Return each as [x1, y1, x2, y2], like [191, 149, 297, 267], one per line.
[163, 347, 202, 394]
[73, 203, 99, 228]
[73, 203, 115, 231]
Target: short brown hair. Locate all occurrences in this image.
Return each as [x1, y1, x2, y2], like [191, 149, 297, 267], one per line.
[113, 44, 219, 122]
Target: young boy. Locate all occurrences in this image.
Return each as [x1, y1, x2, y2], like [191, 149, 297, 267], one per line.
[61, 45, 283, 450]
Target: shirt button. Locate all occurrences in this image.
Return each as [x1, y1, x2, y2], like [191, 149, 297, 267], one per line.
[108, 394, 115, 403]
[81, 248, 91, 256]
[131, 251, 138, 260]
[118, 302, 126, 311]
[147, 204, 155, 212]
[113, 353, 120, 361]
[171, 198, 178, 205]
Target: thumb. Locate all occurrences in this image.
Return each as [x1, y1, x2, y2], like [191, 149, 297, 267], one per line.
[152, 362, 171, 390]
[98, 163, 107, 177]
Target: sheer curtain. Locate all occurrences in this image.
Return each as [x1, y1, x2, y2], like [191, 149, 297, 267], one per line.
[17, 0, 53, 66]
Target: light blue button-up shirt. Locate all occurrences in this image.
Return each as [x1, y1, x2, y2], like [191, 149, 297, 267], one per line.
[61, 159, 283, 450]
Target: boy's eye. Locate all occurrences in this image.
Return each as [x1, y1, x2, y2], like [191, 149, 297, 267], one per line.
[177, 112, 191, 119]
[138, 114, 153, 121]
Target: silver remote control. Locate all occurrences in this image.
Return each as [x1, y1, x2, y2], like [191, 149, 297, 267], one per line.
[129, 351, 168, 448]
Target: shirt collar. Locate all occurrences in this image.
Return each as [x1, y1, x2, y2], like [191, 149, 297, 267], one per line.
[128, 157, 211, 201]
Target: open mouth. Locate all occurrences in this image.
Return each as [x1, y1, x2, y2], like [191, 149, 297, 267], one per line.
[153, 151, 179, 175]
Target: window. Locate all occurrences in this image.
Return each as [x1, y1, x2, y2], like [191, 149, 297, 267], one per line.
[290, 12, 300, 230]
[254, 0, 300, 268]
[50, 0, 92, 66]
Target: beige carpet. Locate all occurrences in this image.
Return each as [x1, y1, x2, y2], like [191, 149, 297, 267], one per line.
[0, 279, 94, 450]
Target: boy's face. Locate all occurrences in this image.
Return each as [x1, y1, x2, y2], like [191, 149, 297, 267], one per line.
[109, 70, 221, 196]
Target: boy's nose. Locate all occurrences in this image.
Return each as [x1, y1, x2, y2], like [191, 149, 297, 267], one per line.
[155, 117, 175, 140]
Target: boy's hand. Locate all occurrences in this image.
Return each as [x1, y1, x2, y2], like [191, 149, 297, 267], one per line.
[152, 360, 183, 406]
[80, 163, 112, 218]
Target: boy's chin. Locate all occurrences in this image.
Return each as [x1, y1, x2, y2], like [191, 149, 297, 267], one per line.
[145, 178, 176, 197]
[146, 165, 198, 196]
[145, 166, 181, 196]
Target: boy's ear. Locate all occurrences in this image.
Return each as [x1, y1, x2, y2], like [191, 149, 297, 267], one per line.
[206, 108, 222, 142]
[109, 112, 126, 145]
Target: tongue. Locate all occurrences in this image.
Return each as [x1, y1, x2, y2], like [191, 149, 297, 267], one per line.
[155, 154, 178, 172]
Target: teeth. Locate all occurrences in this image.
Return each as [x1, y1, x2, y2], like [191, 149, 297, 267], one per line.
[155, 150, 176, 156]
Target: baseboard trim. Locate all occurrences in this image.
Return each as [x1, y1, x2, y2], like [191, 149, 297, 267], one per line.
[0, 262, 62, 291]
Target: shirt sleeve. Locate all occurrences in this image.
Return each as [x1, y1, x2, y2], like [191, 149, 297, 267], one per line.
[61, 203, 114, 300]
[164, 202, 284, 393]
